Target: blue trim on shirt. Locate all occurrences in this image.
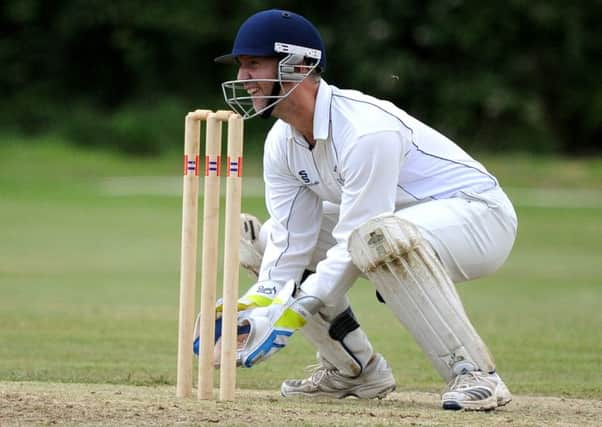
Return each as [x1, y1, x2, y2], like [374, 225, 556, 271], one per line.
[329, 92, 498, 195]
[268, 186, 304, 280]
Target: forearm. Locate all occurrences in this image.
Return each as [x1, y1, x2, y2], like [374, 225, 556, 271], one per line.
[299, 245, 361, 306]
[259, 184, 322, 285]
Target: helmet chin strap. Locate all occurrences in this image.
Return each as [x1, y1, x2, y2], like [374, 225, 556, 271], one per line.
[260, 80, 283, 119]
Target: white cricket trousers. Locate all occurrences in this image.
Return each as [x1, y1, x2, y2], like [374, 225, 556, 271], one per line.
[303, 186, 518, 284]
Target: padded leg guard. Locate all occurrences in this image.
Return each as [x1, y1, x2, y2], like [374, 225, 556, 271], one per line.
[349, 214, 495, 382]
[301, 299, 373, 378]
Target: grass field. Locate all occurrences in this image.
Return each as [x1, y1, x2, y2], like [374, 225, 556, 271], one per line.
[1, 139, 601, 425]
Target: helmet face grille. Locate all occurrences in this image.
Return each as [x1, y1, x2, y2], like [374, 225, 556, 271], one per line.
[221, 52, 321, 121]
[215, 9, 326, 72]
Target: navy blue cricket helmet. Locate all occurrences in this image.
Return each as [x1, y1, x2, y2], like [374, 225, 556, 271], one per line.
[215, 9, 326, 73]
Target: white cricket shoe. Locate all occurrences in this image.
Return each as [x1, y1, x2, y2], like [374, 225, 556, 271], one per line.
[239, 213, 263, 278]
[441, 371, 512, 411]
[280, 353, 396, 399]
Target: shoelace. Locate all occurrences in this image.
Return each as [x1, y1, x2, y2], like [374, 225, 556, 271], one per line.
[447, 371, 483, 390]
[303, 363, 339, 385]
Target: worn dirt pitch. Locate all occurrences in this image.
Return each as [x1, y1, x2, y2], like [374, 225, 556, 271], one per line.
[1, 382, 600, 426]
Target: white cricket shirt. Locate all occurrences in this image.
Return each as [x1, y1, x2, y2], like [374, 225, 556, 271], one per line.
[258, 79, 499, 304]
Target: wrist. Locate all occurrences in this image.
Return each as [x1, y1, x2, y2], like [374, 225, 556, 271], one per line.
[273, 286, 324, 330]
[239, 280, 284, 308]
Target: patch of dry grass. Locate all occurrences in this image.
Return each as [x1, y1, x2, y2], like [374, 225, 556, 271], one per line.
[2, 382, 601, 427]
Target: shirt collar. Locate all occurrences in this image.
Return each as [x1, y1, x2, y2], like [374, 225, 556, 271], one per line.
[313, 79, 332, 141]
[287, 79, 332, 145]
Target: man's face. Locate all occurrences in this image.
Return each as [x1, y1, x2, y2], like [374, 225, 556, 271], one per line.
[236, 56, 280, 113]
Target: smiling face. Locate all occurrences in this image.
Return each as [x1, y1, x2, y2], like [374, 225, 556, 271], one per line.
[236, 56, 281, 114]
[221, 53, 319, 121]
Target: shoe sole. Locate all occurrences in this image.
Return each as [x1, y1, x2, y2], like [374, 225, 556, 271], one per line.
[349, 384, 396, 400]
[281, 384, 396, 400]
[442, 395, 497, 411]
[497, 395, 512, 407]
[442, 393, 512, 411]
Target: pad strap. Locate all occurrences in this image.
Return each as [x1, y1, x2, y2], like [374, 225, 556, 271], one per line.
[328, 307, 360, 341]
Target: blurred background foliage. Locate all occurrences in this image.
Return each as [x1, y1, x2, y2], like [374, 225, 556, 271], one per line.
[1, 0, 600, 156]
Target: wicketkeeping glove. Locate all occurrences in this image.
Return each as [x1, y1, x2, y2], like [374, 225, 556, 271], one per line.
[193, 280, 283, 358]
[236, 280, 323, 367]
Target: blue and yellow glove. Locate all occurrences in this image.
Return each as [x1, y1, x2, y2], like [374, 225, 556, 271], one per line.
[193, 280, 282, 357]
[236, 280, 323, 367]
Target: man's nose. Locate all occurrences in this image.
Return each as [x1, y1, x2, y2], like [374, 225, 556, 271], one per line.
[237, 67, 250, 80]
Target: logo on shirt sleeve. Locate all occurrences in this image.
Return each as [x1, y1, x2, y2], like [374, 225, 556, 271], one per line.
[298, 170, 319, 186]
[298, 170, 311, 183]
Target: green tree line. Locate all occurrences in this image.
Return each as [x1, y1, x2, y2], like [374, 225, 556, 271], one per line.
[2, 0, 600, 155]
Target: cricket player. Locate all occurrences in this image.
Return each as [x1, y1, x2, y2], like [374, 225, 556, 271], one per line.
[201, 8, 518, 411]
